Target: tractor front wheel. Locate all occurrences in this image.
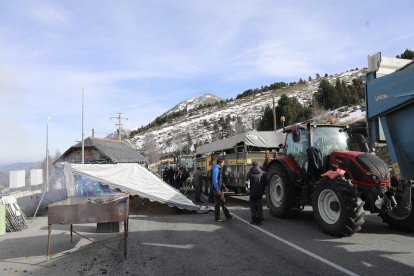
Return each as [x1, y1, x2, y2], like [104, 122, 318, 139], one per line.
[312, 178, 365, 237]
[265, 163, 297, 217]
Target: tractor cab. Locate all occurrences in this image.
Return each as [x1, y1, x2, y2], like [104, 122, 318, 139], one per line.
[283, 124, 350, 177]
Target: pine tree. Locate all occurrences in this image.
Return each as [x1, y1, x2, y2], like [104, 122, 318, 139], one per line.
[212, 122, 220, 141]
[315, 79, 337, 110]
[257, 105, 274, 131]
[352, 78, 364, 101]
[396, 49, 414, 60]
[276, 94, 304, 125]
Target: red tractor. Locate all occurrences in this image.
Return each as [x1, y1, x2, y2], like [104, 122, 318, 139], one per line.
[265, 123, 413, 237]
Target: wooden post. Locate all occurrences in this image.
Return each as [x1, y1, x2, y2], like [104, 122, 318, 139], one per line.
[47, 224, 51, 260]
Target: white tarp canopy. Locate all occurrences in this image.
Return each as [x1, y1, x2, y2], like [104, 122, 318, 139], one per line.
[196, 131, 286, 155]
[67, 163, 199, 211]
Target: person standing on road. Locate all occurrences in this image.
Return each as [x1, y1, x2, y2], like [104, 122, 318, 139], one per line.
[193, 167, 203, 203]
[212, 158, 233, 222]
[247, 161, 266, 225]
[168, 166, 175, 186]
[162, 167, 169, 183]
[174, 167, 182, 190]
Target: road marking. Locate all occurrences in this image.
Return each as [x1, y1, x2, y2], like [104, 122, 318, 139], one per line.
[233, 214, 358, 276]
[361, 261, 373, 267]
[142, 243, 195, 249]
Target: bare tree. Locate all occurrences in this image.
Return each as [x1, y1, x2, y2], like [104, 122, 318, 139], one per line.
[235, 116, 246, 134]
[184, 133, 193, 154]
[311, 101, 330, 123]
[52, 149, 62, 162]
[142, 132, 161, 164]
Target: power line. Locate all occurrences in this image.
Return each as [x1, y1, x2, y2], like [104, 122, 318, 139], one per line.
[110, 113, 128, 141]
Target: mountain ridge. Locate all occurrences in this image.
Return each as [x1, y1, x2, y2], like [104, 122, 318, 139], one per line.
[162, 92, 224, 116]
[131, 68, 367, 160]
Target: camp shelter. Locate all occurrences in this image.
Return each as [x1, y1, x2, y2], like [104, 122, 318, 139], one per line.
[64, 163, 199, 211]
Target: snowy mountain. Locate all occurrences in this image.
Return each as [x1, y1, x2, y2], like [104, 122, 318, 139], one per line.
[130, 68, 367, 157]
[163, 93, 224, 116]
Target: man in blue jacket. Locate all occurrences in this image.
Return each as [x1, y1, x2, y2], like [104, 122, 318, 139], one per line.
[212, 158, 233, 222]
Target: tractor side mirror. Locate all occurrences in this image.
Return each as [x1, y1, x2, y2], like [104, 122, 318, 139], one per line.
[292, 129, 301, 143]
[354, 134, 370, 153]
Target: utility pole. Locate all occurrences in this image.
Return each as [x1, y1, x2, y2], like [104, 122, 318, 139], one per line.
[46, 116, 49, 192]
[81, 89, 85, 164]
[111, 113, 128, 141]
[272, 93, 277, 131]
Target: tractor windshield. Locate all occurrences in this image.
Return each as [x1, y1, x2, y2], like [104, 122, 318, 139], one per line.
[285, 129, 309, 168]
[285, 126, 349, 170]
[313, 127, 349, 157]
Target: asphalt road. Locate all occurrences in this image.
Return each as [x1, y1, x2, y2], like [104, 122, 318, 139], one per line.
[223, 195, 414, 275]
[1, 195, 414, 275]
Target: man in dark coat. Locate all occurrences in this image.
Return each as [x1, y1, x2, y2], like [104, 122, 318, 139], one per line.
[247, 161, 266, 225]
[193, 167, 203, 203]
[174, 167, 182, 190]
[162, 168, 169, 183]
[167, 166, 175, 186]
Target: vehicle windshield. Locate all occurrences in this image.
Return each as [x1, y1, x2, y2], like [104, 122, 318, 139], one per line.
[285, 129, 309, 168]
[178, 156, 194, 168]
[313, 127, 349, 156]
[285, 126, 349, 169]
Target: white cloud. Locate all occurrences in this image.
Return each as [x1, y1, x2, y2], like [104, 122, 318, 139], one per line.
[0, 0, 413, 164]
[227, 41, 315, 77]
[28, 5, 70, 27]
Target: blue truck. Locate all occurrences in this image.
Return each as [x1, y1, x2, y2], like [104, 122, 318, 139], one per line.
[366, 52, 414, 230]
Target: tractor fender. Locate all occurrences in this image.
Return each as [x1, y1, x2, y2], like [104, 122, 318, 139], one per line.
[267, 157, 301, 184]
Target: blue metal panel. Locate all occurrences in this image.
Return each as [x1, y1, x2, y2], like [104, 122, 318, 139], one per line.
[366, 63, 414, 180]
[366, 64, 414, 119]
[381, 103, 414, 180]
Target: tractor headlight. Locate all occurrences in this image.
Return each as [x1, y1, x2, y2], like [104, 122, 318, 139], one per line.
[367, 172, 378, 181]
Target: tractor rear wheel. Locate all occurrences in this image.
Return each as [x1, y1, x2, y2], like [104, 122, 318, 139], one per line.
[380, 188, 414, 231]
[265, 163, 297, 217]
[312, 178, 365, 237]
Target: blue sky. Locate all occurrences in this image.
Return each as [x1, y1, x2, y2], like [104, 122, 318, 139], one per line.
[0, 0, 413, 165]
